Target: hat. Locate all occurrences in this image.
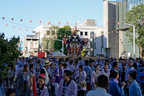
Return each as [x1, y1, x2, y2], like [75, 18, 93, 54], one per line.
[43, 60, 50, 66]
[39, 74, 45, 79]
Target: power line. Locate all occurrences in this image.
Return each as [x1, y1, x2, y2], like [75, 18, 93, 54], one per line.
[0, 18, 34, 29]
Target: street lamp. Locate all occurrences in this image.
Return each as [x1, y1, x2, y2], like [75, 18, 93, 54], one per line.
[56, 39, 64, 54]
[126, 23, 135, 59]
[35, 32, 41, 52]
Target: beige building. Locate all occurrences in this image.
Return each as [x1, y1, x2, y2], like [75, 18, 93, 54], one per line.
[21, 19, 103, 57]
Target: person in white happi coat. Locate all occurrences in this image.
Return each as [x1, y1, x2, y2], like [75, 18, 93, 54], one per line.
[56, 70, 77, 96]
[91, 64, 101, 89]
[40, 60, 51, 86]
[101, 63, 110, 79]
[37, 74, 49, 96]
[77, 65, 87, 96]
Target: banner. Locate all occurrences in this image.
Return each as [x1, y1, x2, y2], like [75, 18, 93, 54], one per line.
[38, 52, 45, 57]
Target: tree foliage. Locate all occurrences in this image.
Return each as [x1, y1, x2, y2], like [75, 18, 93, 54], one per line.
[54, 25, 72, 55]
[0, 33, 20, 79]
[125, 4, 144, 48]
[42, 25, 59, 52]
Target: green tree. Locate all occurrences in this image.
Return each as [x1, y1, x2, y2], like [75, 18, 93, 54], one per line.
[54, 25, 72, 55]
[42, 25, 59, 52]
[125, 4, 144, 49]
[0, 33, 20, 79]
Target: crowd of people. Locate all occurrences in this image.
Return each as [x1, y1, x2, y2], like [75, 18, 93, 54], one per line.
[1, 56, 144, 96]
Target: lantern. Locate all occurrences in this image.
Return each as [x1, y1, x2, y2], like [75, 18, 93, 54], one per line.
[2, 17, 5, 19]
[30, 20, 32, 23]
[6, 24, 8, 26]
[75, 22, 77, 25]
[118, 22, 120, 25]
[95, 22, 97, 25]
[26, 29, 28, 31]
[60, 35, 61, 37]
[107, 22, 108, 25]
[84, 22, 87, 25]
[39, 21, 41, 23]
[12, 18, 14, 20]
[19, 27, 21, 30]
[20, 19, 23, 22]
[58, 21, 60, 24]
[13, 26, 15, 28]
[48, 21, 51, 24]
[66, 22, 68, 25]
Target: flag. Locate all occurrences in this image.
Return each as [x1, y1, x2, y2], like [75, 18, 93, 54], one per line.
[33, 76, 37, 96]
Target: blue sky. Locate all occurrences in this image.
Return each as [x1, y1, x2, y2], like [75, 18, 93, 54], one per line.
[0, 0, 116, 40]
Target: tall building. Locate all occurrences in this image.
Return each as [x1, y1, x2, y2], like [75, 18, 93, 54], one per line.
[127, 0, 144, 11]
[103, 0, 143, 58]
[116, 0, 142, 58]
[103, 0, 118, 58]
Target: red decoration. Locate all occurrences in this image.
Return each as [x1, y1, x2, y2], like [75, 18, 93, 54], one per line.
[38, 52, 45, 57]
[2, 17, 5, 19]
[107, 22, 108, 25]
[84, 22, 87, 25]
[33, 76, 37, 96]
[13, 26, 15, 28]
[66, 22, 68, 25]
[58, 21, 60, 24]
[118, 22, 120, 25]
[12, 18, 14, 20]
[95, 22, 97, 25]
[19, 27, 21, 30]
[20, 19, 23, 22]
[48, 21, 51, 24]
[39, 21, 41, 23]
[26, 29, 28, 31]
[30, 20, 32, 23]
[6, 24, 8, 26]
[75, 22, 77, 25]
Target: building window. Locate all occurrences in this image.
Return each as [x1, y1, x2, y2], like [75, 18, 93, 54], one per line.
[85, 32, 88, 36]
[47, 30, 50, 35]
[30, 42, 33, 48]
[90, 32, 94, 38]
[26, 47, 28, 54]
[52, 31, 55, 35]
[80, 31, 83, 36]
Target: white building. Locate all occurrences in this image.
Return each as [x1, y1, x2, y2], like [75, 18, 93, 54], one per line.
[23, 19, 103, 57]
[22, 35, 39, 57]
